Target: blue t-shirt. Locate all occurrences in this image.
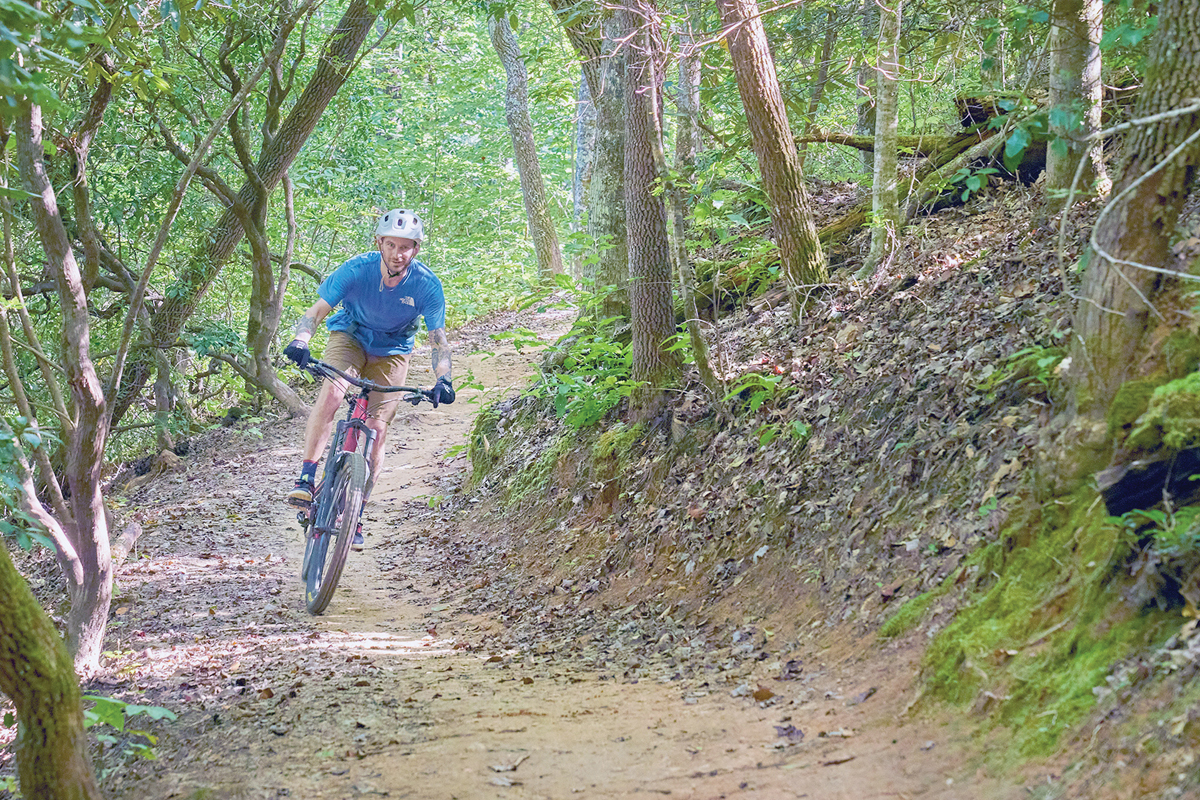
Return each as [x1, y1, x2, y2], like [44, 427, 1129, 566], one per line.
[318, 252, 446, 356]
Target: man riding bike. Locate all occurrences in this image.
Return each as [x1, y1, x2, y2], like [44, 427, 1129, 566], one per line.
[283, 208, 454, 548]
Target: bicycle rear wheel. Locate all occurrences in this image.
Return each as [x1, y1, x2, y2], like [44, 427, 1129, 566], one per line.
[305, 452, 367, 615]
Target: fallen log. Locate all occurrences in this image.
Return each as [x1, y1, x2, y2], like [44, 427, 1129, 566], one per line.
[795, 130, 946, 158]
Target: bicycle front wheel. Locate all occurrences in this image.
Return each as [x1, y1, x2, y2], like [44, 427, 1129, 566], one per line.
[305, 452, 367, 615]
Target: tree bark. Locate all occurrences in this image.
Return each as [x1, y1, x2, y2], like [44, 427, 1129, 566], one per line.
[110, 0, 378, 429]
[1045, 0, 1106, 211]
[1050, 0, 1200, 490]
[675, 13, 703, 175]
[489, 14, 564, 280]
[547, 0, 628, 319]
[623, 0, 680, 407]
[854, 0, 879, 174]
[489, 15, 563, 278]
[716, 0, 828, 314]
[16, 98, 112, 675]
[796, 10, 837, 172]
[862, 0, 902, 279]
[572, 70, 596, 276]
[0, 537, 101, 800]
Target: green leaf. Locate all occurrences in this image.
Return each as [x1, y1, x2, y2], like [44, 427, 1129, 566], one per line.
[1005, 126, 1032, 161]
[160, 0, 181, 31]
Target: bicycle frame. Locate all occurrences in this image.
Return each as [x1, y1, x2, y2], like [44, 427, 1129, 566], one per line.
[297, 360, 429, 535]
[312, 390, 377, 530]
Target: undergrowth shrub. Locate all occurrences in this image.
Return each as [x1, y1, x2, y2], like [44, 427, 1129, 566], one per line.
[530, 287, 640, 428]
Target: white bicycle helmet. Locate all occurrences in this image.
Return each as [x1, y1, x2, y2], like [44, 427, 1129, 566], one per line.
[375, 209, 424, 242]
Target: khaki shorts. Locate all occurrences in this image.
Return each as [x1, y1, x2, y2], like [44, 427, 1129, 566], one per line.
[322, 331, 412, 424]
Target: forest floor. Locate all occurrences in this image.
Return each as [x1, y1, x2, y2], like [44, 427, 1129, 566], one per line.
[12, 306, 1033, 800]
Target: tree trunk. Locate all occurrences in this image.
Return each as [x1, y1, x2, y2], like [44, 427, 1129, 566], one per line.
[153, 350, 177, 453]
[548, 0, 629, 319]
[110, 0, 378, 429]
[16, 98, 112, 675]
[796, 10, 837, 172]
[1049, 0, 1200, 491]
[489, 14, 564, 280]
[1044, 0, 1106, 212]
[243, 176, 307, 416]
[572, 70, 596, 277]
[0, 538, 101, 800]
[855, 0, 879, 174]
[862, 0, 902, 279]
[623, 0, 680, 408]
[716, 0, 828, 314]
[675, 14, 703, 175]
[981, 0, 1007, 88]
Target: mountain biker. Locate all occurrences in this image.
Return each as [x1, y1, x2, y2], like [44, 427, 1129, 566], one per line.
[282, 208, 455, 548]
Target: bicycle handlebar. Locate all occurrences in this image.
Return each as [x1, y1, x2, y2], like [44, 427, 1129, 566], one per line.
[304, 358, 433, 404]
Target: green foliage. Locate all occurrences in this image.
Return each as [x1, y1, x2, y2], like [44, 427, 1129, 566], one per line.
[84, 694, 177, 767]
[726, 372, 787, 414]
[977, 346, 1065, 403]
[541, 337, 638, 428]
[530, 284, 641, 428]
[950, 166, 1000, 202]
[184, 320, 248, 358]
[489, 327, 548, 354]
[0, 418, 55, 551]
[1110, 506, 1200, 564]
[754, 419, 811, 448]
[1001, 112, 1049, 174]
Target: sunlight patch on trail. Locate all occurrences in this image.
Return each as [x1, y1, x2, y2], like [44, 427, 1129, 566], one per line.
[303, 629, 457, 657]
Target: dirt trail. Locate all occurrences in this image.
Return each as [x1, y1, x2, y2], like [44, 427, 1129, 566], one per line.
[94, 311, 1022, 800]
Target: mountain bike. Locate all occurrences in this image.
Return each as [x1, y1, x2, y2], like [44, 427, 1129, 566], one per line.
[296, 358, 432, 615]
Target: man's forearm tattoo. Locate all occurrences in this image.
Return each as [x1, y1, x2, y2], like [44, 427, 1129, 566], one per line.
[430, 328, 453, 381]
[294, 314, 317, 339]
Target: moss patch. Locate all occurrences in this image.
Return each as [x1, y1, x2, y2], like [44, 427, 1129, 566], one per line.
[879, 591, 937, 639]
[923, 489, 1173, 756]
[1108, 379, 1159, 445]
[1128, 372, 1200, 451]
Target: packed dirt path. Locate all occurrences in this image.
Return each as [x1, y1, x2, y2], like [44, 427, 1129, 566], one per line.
[95, 310, 1023, 800]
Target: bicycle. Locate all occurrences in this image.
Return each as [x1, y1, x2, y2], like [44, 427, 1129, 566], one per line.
[295, 358, 433, 615]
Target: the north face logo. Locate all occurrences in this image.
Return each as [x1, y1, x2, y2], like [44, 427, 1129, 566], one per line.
[401, 296, 415, 306]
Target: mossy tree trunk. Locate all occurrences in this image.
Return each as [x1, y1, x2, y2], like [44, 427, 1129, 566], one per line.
[0, 522, 101, 799]
[1048, 0, 1200, 491]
